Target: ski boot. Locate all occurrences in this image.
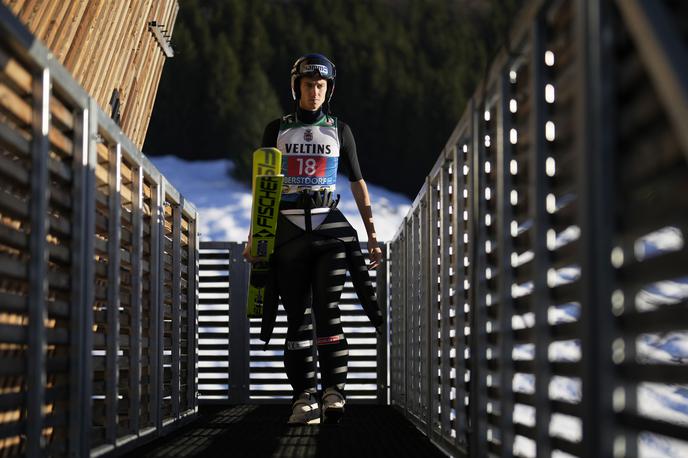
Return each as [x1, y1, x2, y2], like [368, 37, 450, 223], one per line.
[322, 387, 345, 424]
[288, 391, 321, 425]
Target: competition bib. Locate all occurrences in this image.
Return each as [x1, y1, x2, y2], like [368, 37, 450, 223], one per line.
[277, 115, 340, 195]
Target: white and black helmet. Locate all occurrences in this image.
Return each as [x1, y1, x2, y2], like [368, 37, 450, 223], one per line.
[290, 53, 336, 104]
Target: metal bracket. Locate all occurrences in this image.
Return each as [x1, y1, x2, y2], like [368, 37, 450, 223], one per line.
[148, 21, 174, 58]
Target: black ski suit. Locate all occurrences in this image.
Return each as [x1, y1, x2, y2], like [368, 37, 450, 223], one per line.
[259, 108, 383, 399]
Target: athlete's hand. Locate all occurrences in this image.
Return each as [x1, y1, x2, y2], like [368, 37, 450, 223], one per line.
[243, 235, 259, 263]
[367, 240, 383, 270]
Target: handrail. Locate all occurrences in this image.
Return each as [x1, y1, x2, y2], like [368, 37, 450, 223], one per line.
[0, 5, 198, 457]
[388, 1, 688, 457]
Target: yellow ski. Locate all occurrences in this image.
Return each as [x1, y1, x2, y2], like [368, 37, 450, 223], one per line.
[247, 148, 282, 318]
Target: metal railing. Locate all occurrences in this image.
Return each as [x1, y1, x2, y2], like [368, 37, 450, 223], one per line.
[0, 6, 199, 457]
[197, 241, 388, 405]
[388, 0, 688, 457]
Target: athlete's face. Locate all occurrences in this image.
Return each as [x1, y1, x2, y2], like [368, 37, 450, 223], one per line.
[299, 76, 327, 111]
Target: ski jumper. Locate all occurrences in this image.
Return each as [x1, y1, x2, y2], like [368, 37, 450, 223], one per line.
[260, 107, 383, 400]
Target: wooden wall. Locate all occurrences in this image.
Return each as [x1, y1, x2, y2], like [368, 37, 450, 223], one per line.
[1, 0, 179, 149]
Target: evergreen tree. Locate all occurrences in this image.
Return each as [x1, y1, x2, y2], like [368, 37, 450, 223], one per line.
[144, 0, 520, 197]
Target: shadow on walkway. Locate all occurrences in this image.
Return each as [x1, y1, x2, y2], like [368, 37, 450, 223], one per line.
[125, 405, 448, 458]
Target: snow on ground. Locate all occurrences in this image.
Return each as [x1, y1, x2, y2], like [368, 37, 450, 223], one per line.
[150, 155, 411, 242]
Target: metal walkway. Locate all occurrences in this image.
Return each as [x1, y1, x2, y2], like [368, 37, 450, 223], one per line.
[124, 405, 448, 458]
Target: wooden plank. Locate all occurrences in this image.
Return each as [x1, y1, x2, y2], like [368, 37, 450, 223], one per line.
[0, 46, 32, 94]
[33, 0, 61, 42]
[47, 240, 69, 265]
[49, 0, 89, 63]
[0, 187, 30, 220]
[85, 0, 128, 107]
[69, 0, 104, 87]
[0, 80, 32, 125]
[109, 0, 153, 133]
[93, 0, 132, 106]
[5, 0, 25, 16]
[0, 221, 27, 251]
[18, 0, 40, 24]
[165, 0, 179, 37]
[120, 0, 162, 138]
[120, 159, 134, 187]
[74, 0, 111, 92]
[120, 33, 154, 137]
[0, 151, 30, 185]
[79, 0, 118, 96]
[94, 162, 133, 203]
[48, 124, 73, 157]
[41, 0, 71, 50]
[96, 140, 108, 162]
[63, 0, 103, 77]
[27, 0, 51, 37]
[47, 156, 72, 185]
[49, 94, 74, 131]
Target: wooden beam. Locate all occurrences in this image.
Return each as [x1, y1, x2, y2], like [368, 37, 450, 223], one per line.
[63, 0, 102, 74]
[18, 0, 39, 24]
[85, 0, 128, 108]
[50, 0, 88, 63]
[42, 0, 70, 49]
[107, 0, 152, 115]
[74, 0, 115, 92]
[32, 0, 59, 41]
[95, 0, 134, 105]
[121, 0, 160, 138]
[119, 0, 156, 136]
[5, 0, 25, 16]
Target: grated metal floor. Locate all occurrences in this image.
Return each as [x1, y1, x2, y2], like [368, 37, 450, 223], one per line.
[125, 405, 449, 458]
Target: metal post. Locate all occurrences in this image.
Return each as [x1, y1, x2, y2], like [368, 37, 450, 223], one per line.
[376, 244, 389, 404]
[406, 217, 414, 419]
[130, 162, 143, 434]
[187, 211, 199, 412]
[469, 101, 488, 458]
[228, 243, 250, 403]
[106, 142, 122, 445]
[421, 188, 432, 435]
[451, 140, 469, 451]
[530, 12, 552, 456]
[439, 163, 453, 440]
[69, 105, 88, 458]
[407, 216, 416, 420]
[400, 230, 407, 413]
[172, 200, 182, 418]
[406, 219, 413, 416]
[27, 66, 50, 458]
[79, 98, 98, 456]
[428, 177, 440, 438]
[577, 0, 616, 456]
[496, 70, 515, 458]
[151, 179, 163, 432]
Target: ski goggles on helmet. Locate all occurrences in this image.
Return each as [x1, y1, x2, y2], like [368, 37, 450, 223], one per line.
[293, 55, 336, 80]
